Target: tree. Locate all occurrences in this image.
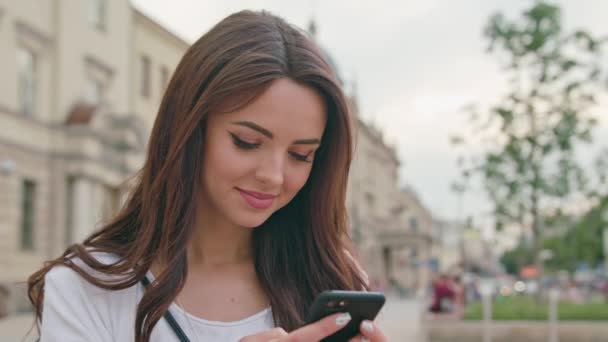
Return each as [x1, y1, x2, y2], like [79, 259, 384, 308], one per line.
[500, 243, 535, 275]
[452, 1, 606, 256]
[543, 194, 608, 272]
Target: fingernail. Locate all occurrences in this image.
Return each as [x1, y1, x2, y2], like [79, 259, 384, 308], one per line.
[336, 312, 352, 326]
[362, 337, 370, 342]
[362, 320, 374, 333]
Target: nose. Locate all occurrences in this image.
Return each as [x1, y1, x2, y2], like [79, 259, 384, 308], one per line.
[254, 151, 285, 187]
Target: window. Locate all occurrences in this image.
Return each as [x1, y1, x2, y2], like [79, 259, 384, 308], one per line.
[20, 180, 36, 251]
[140, 55, 151, 98]
[160, 66, 169, 94]
[365, 192, 375, 207]
[101, 185, 120, 221]
[89, 0, 106, 31]
[86, 78, 103, 105]
[409, 216, 419, 233]
[410, 248, 418, 258]
[84, 56, 113, 105]
[17, 47, 37, 116]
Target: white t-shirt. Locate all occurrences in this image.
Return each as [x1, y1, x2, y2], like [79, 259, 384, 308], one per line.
[40, 253, 275, 342]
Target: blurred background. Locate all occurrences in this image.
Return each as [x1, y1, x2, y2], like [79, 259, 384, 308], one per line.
[1, 0, 607, 341]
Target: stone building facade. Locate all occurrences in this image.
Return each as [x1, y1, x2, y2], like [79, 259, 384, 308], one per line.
[312, 22, 440, 295]
[345, 98, 438, 295]
[0, 0, 188, 314]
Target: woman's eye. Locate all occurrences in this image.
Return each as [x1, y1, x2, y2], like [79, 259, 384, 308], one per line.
[290, 151, 313, 163]
[230, 133, 260, 150]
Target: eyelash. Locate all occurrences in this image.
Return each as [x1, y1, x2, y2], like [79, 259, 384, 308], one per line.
[229, 133, 313, 163]
[230, 132, 260, 149]
[290, 151, 313, 163]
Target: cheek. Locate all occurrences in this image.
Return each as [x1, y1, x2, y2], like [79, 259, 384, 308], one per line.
[282, 166, 312, 197]
[205, 144, 249, 184]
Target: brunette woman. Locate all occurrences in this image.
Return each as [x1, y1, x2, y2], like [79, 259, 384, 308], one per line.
[28, 10, 387, 342]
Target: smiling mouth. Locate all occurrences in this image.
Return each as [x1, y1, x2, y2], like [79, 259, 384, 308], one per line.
[237, 188, 277, 209]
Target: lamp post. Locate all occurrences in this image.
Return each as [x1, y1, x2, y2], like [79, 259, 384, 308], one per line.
[602, 209, 608, 275]
[479, 279, 495, 342]
[536, 249, 553, 300]
[603, 227, 608, 275]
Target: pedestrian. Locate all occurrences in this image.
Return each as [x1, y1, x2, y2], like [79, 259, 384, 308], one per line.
[429, 274, 455, 314]
[27, 10, 387, 342]
[451, 275, 465, 318]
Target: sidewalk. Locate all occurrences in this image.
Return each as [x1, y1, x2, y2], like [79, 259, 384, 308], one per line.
[0, 314, 37, 341]
[0, 297, 427, 341]
[378, 295, 426, 341]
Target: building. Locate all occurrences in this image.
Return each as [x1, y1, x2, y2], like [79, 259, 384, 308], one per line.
[0, 0, 188, 314]
[346, 101, 438, 294]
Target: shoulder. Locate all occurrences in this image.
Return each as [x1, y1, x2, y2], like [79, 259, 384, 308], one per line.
[45, 251, 121, 285]
[41, 253, 139, 340]
[44, 251, 137, 302]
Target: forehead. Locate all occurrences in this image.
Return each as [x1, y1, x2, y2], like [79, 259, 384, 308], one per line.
[211, 78, 327, 138]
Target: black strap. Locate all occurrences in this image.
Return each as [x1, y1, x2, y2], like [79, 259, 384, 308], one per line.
[141, 275, 191, 342]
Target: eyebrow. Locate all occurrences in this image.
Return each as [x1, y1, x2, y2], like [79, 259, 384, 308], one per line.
[232, 121, 273, 138]
[293, 138, 321, 145]
[231, 121, 321, 145]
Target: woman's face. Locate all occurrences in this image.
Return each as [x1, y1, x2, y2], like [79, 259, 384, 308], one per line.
[200, 78, 327, 229]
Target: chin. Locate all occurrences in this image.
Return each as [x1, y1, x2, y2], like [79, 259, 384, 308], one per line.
[232, 212, 273, 229]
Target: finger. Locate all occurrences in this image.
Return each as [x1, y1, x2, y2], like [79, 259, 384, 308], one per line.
[239, 328, 288, 342]
[359, 320, 387, 342]
[284, 312, 351, 342]
[348, 334, 364, 342]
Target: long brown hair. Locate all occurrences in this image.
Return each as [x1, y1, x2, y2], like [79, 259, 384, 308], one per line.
[28, 10, 366, 341]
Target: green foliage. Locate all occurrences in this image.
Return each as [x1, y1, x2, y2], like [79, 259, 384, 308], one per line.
[464, 296, 608, 321]
[500, 194, 608, 273]
[452, 1, 606, 244]
[543, 195, 608, 272]
[500, 244, 535, 275]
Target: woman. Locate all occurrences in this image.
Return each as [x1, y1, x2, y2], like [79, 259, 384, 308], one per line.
[28, 10, 387, 342]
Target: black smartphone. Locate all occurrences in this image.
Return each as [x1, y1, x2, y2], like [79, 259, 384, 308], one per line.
[305, 290, 386, 342]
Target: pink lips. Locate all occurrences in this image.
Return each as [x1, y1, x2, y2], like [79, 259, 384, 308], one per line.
[237, 188, 276, 209]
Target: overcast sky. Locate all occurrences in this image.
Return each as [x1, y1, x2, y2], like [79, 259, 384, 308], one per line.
[131, 0, 608, 224]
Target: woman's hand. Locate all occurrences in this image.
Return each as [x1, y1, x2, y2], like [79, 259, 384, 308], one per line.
[239, 312, 354, 342]
[348, 320, 388, 342]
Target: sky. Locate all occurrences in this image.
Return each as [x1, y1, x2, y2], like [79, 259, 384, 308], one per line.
[131, 0, 608, 225]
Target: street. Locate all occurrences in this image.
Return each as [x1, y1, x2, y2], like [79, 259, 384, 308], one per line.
[0, 296, 424, 341]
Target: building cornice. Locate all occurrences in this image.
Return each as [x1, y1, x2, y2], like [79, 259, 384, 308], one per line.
[0, 103, 52, 130]
[356, 119, 400, 165]
[0, 103, 145, 158]
[131, 7, 190, 50]
[0, 135, 133, 176]
[85, 55, 115, 78]
[15, 19, 54, 48]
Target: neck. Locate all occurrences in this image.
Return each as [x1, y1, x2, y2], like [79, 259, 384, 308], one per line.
[151, 200, 256, 277]
[187, 201, 255, 270]
[188, 221, 254, 269]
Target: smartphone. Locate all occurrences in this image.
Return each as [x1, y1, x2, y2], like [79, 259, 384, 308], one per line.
[305, 290, 386, 342]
